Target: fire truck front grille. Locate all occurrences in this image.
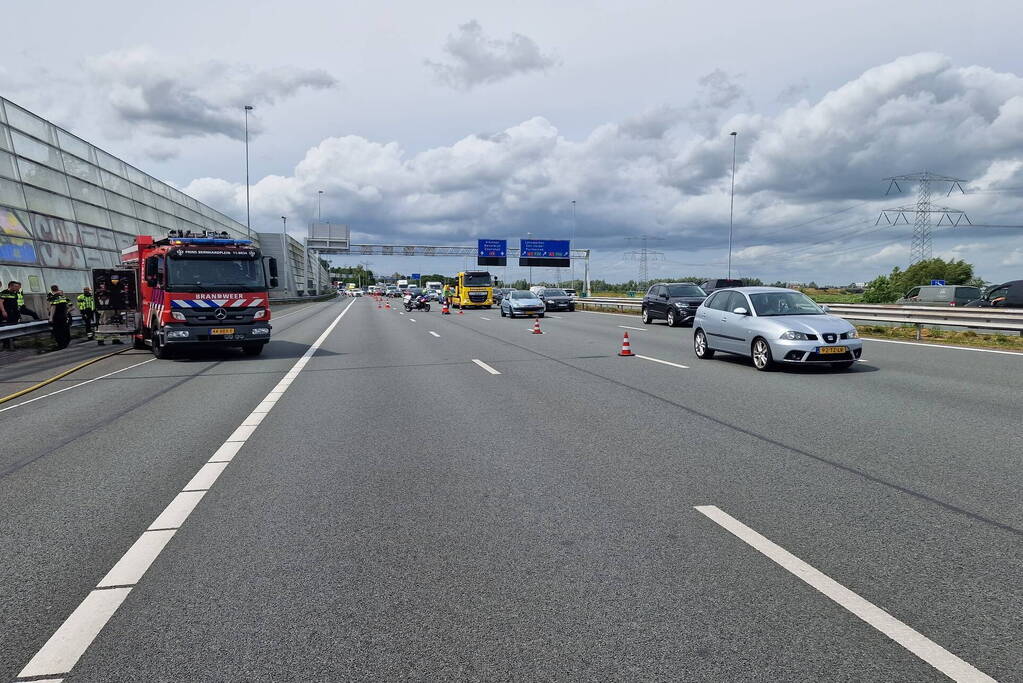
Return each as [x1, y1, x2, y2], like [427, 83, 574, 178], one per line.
[179, 307, 261, 324]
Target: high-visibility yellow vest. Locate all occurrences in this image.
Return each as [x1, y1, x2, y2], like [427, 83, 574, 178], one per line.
[77, 293, 95, 310]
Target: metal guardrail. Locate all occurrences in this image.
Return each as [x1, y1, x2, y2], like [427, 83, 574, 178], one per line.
[0, 293, 338, 342]
[576, 297, 1023, 337]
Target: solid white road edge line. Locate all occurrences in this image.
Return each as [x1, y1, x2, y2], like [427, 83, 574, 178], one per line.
[618, 325, 646, 331]
[0, 358, 156, 414]
[16, 298, 358, 680]
[579, 310, 643, 319]
[471, 359, 501, 375]
[429, 331, 441, 337]
[694, 505, 995, 683]
[635, 354, 689, 369]
[862, 336, 1023, 356]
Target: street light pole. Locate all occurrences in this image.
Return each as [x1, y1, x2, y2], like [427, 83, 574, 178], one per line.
[317, 190, 323, 222]
[527, 231, 533, 287]
[728, 131, 737, 279]
[244, 105, 253, 239]
[571, 199, 577, 288]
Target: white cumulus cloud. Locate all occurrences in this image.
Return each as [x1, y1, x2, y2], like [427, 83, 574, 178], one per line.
[425, 21, 557, 90]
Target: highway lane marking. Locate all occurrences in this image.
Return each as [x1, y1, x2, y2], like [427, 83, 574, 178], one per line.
[429, 331, 441, 337]
[694, 505, 995, 683]
[409, 318, 416, 322]
[16, 298, 358, 680]
[619, 325, 646, 331]
[17, 588, 131, 679]
[862, 337, 1023, 356]
[479, 316, 492, 320]
[471, 359, 501, 375]
[0, 358, 156, 415]
[635, 354, 689, 369]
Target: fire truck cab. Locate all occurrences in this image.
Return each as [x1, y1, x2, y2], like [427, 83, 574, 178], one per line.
[121, 230, 278, 358]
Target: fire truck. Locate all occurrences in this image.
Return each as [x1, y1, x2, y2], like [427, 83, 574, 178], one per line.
[115, 230, 279, 358]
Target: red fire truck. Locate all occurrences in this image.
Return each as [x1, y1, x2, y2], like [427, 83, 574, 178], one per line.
[118, 230, 279, 358]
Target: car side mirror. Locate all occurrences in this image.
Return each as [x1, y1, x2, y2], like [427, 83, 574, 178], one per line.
[820, 304, 830, 313]
[732, 307, 748, 315]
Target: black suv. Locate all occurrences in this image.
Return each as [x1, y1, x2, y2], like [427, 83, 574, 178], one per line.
[700, 278, 744, 294]
[642, 282, 707, 326]
[964, 280, 1023, 308]
[537, 288, 575, 311]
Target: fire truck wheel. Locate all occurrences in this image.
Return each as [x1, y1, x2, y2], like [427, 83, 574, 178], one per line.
[242, 342, 266, 356]
[152, 332, 171, 359]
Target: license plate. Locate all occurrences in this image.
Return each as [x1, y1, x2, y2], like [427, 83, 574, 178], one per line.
[210, 328, 235, 335]
[819, 345, 848, 354]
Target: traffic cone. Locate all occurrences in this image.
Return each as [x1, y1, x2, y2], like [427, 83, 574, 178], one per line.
[458, 306, 464, 315]
[532, 319, 543, 334]
[442, 302, 450, 314]
[618, 331, 635, 356]
[385, 302, 391, 309]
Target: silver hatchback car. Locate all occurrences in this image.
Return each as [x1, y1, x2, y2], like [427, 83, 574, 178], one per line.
[693, 287, 862, 370]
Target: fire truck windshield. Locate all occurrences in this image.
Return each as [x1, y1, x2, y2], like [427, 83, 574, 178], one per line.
[166, 258, 266, 292]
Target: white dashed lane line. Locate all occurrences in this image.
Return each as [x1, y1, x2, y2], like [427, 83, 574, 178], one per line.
[635, 354, 689, 369]
[479, 316, 492, 320]
[618, 325, 646, 332]
[16, 298, 358, 680]
[429, 331, 441, 337]
[471, 359, 501, 375]
[694, 505, 995, 683]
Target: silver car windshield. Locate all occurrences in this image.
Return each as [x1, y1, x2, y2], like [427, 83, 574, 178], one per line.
[509, 291, 536, 300]
[749, 291, 824, 316]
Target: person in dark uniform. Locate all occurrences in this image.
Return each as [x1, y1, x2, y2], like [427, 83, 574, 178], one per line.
[1, 280, 38, 350]
[47, 285, 72, 350]
[76, 286, 96, 340]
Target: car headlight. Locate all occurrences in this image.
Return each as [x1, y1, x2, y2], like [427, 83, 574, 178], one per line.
[779, 330, 810, 340]
[166, 329, 190, 339]
[252, 327, 270, 335]
[171, 311, 186, 321]
[675, 302, 689, 308]
[845, 328, 859, 338]
[254, 309, 267, 320]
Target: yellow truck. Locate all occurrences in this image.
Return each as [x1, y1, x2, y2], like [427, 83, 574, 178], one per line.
[451, 271, 494, 308]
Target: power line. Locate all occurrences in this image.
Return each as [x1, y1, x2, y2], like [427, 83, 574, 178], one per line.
[624, 235, 665, 283]
[877, 171, 969, 263]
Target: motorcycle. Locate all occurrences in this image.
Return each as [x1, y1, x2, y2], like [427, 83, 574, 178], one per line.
[403, 295, 431, 312]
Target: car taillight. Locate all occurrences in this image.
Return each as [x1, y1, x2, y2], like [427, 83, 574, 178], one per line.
[949, 301, 956, 306]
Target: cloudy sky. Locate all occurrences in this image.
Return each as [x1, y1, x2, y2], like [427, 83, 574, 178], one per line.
[4, 0, 1023, 284]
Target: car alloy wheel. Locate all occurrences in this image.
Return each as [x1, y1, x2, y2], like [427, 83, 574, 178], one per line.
[694, 329, 714, 359]
[667, 309, 677, 327]
[642, 308, 651, 324]
[752, 338, 773, 371]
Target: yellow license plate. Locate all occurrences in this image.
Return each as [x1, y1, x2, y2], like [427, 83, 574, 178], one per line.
[210, 328, 235, 335]
[819, 345, 848, 354]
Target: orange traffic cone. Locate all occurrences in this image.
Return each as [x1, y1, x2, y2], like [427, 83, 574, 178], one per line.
[532, 319, 543, 334]
[618, 331, 634, 356]
[385, 302, 391, 309]
[458, 306, 464, 315]
[442, 302, 450, 314]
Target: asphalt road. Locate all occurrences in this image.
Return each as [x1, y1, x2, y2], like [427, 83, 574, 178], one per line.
[2, 298, 1020, 681]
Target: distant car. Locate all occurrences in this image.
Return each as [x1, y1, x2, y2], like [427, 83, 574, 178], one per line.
[642, 282, 707, 327]
[385, 287, 401, 298]
[700, 278, 744, 294]
[537, 288, 575, 312]
[500, 290, 545, 318]
[351, 289, 365, 297]
[423, 290, 442, 302]
[897, 284, 983, 307]
[964, 280, 1023, 308]
[492, 288, 513, 304]
[693, 287, 862, 371]
[563, 288, 578, 299]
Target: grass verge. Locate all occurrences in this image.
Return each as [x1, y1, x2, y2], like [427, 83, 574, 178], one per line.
[856, 324, 1023, 351]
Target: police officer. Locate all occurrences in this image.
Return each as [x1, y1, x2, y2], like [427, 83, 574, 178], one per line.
[1, 280, 39, 351]
[77, 286, 96, 340]
[47, 285, 72, 350]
